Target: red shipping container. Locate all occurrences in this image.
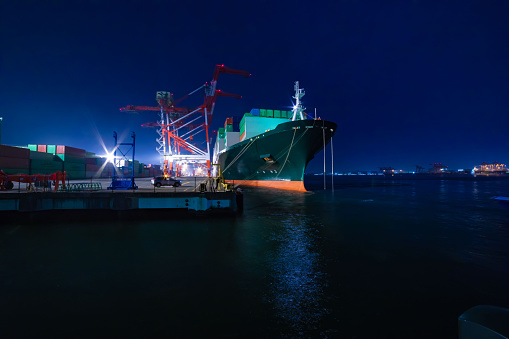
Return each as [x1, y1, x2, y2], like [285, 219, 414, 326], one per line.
[56, 145, 86, 157]
[86, 157, 98, 165]
[37, 145, 47, 153]
[86, 164, 100, 171]
[0, 156, 30, 169]
[225, 117, 233, 128]
[0, 145, 30, 159]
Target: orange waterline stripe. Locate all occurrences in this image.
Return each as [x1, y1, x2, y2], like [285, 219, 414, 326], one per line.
[225, 180, 306, 192]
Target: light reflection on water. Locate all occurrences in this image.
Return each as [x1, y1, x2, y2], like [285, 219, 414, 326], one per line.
[265, 212, 328, 336]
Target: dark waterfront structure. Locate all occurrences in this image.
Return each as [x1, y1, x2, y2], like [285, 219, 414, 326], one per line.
[0, 190, 240, 222]
[0, 178, 242, 221]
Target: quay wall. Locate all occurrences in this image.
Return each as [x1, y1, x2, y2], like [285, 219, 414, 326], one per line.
[0, 191, 240, 222]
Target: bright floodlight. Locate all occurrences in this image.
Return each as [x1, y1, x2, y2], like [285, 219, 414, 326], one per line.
[106, 152, 115, 164]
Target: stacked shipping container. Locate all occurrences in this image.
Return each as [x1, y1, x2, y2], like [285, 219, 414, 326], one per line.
[2, 143, 162, 179]
[56, 145, 86, 179]
[85, 152, 103, 178]
[30, 151, 63, 174]
[0, 145, 30, 174]
[240, 109, 292, 142]
[214, 109, 293, 155]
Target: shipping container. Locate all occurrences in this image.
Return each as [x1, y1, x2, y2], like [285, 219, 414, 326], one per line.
[225, 124, 233, 132]
[101, 163, 115, 178]
[250, 108, 260, 116]
[47, 145, 57, 154]
[86, 163, 100, 171]
[56, 154, 86, 163]
[27, 144, 37, 152]
[65, 170, 86, 180]
[30, 163, 63, 174]
[30, 159, 63, 169]
[0, 145, 30, 159]
[63, 162, 85, 172]
[0, 156, 30, 169]
[240, 113, 253, 129]
[85, 170, 102, 178]
[218, 127, 226, 139]
[56, 145, 86, 157]
[215, 138, 226, 152]
[225, 131, 240, 148]
[86, 156, 105, 166]
[266, 109, 274, 118]
[37, 145, 47, 153]
[240, 116, 291, 141]
[225, 117, 234, 127]
[281, 110, 288, 119]
[274, 110, 281, 118]
[30, 150, 56, 161]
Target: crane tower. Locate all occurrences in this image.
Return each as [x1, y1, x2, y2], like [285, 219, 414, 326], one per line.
[120, 65, 250, 177]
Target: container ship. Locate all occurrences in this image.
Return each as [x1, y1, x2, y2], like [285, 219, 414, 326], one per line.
[212, 82, 336, 191]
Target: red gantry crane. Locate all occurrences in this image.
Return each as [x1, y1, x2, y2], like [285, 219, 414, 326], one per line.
[120, 65, 250, 177]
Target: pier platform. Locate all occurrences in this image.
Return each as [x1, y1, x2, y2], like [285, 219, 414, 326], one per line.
[0, 177, 242, 222]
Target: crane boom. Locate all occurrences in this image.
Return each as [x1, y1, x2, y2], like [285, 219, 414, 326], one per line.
[120, 64, 250, 177]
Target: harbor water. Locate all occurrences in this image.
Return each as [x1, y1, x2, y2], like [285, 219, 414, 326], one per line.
[1, 175, 509, 338]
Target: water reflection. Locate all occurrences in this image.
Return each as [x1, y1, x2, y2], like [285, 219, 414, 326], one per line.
[266, 212, 327, 336]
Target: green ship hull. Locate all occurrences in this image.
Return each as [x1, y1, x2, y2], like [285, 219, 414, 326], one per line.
[217, 119, 336, 190]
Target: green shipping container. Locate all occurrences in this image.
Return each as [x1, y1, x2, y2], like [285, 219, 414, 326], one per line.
[225, 124, 233, 132]
[31, 159, 63, 168]
[240, 113, 253, 129]
[266, 110, 274, 118]
[259, 109, 266, 117]
[28, 144, 37, 152]
[218, 127, 225, 139]
[274, 110, 281, 118]
[56, 154, 86, 163]
[47, 145, 56, 154]
[64, 162, 85, 172]
[3, 168, 30, 175]
[65, 170, 86, 180]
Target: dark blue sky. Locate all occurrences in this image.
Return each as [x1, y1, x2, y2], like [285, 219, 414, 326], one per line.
[1, 1, 508, 172]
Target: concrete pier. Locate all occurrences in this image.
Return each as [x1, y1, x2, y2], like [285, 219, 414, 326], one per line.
[0, 178, 242, 222]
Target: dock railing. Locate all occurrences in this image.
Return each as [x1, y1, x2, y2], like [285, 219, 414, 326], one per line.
[57, 183, 103, 192]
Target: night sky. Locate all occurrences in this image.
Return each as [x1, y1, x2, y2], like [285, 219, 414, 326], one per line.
[1, 1, 508, 172]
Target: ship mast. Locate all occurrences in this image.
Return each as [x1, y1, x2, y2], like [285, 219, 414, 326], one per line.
[291, 81, 306, 121]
